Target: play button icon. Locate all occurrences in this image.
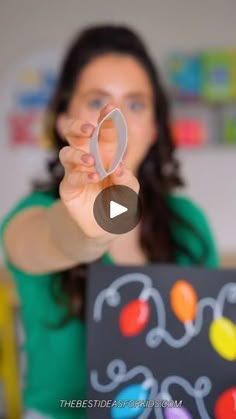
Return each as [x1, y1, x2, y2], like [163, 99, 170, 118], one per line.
[93, 185, 142, 234]
[110, 201, 128, 219]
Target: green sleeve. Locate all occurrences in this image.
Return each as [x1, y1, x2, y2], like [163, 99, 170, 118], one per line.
[0, 190, 57, 278]
[167, 194, 220, 268]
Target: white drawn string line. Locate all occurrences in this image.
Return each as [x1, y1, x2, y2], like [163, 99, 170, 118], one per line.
[93, 273, 152, 322]
[90, 359, 211, 419]
[160, 375, 212, 419]
[93, 273, 235, 350]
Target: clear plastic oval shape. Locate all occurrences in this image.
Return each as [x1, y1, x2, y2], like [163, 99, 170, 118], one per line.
[89, 108, 127, 179]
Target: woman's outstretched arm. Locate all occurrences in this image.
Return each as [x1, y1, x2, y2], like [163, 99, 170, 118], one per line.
[3, 200, 114, 274]
[3, 105, 139, 274]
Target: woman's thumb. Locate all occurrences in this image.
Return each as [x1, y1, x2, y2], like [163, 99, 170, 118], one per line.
[111, 162, 140, 194]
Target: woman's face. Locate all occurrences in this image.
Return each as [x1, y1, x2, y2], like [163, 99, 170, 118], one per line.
[67, 53, 157, 173]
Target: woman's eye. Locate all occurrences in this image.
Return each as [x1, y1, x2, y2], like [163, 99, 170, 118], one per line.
[88, 98, 106, 109]
[128, 101, 145, 111]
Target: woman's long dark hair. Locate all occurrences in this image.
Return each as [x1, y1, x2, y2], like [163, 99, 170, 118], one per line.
[34, 24, 209, 324]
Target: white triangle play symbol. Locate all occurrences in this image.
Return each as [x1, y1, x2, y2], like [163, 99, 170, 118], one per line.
[110, 200, 128, 219]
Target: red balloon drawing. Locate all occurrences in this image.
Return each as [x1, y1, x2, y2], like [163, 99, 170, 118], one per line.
[119, 299, 150, 337]
[214, 387, 236, 419]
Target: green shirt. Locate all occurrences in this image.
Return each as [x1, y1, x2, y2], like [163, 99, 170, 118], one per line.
[0, 191, 219, 418]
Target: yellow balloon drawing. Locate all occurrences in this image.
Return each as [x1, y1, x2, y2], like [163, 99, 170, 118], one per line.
[209, 317, 236, 361]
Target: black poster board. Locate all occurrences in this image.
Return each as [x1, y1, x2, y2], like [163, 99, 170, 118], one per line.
[87, 264, 236, 419]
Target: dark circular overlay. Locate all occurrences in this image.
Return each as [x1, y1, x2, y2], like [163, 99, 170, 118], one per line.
[93, 185, 142, 234]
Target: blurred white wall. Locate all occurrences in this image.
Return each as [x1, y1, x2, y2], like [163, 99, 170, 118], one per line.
[0, 0, 236, 255]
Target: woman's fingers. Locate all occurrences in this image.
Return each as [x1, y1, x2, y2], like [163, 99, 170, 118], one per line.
[57, 104, 115, 142]
[60, 168, 100, 201]
[97, 104, 116, 123]
[58, 106, 139, 199]
[59, 145, 100, 201]
[111, 161, 140, 194]
[57, 114, 95, 148]
[66, 170, 100, 186]
[59, 146, 95, 169]
[57, 105, 117, 159]
[57, 114, 95, 137]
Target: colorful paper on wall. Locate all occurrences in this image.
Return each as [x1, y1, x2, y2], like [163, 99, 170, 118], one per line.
[201, 51, 236, 102]
[168, 53, 202, 98]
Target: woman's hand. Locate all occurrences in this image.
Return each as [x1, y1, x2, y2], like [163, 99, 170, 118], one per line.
[57, 104, 139, 240]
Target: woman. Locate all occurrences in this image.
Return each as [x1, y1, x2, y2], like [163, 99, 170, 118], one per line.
[0, 24, 219, 419]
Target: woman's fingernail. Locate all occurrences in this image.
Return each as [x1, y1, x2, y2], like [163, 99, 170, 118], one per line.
[81, 153, 93, 164]
[88, 172, 99, 180]
[105, 103, 114, 110]
[81, 123, 94, 133]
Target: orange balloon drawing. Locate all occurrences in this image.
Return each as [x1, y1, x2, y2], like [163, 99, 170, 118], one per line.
[170, 280, 198, 322]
